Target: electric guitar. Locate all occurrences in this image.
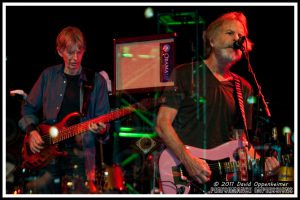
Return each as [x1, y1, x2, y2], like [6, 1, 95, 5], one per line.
[22, 99, 156, 170]
[158, 140, 256, 194]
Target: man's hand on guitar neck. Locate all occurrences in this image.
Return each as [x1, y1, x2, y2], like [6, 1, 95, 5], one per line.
[28, 130, 44, 153]
[88, 122, 107, 135]
[265, 156, 280, 177]
[245, 141, 280, 177]
[181, 150, 212, 184]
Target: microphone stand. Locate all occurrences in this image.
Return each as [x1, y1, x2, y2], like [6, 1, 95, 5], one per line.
[241, 46, 272, 182]
[241, 48, 271, 118]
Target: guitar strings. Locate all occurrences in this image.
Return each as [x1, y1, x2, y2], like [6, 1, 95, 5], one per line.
[37, 108, 131, 144]
[39, 122, 91, 144]
[36, 104, 141, 145]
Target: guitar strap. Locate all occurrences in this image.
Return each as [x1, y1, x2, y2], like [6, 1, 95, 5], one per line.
[231, 72, 250, 181]
[81, 68, 95, 116]
[231, 73, 248, 135]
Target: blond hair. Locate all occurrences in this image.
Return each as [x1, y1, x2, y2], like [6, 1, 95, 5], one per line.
[56, 26, 86, 52]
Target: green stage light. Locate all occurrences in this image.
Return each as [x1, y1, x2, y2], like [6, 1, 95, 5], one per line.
[125, 183, 139, 194]
[120, 153, 139, 167]
[119, 126, 135, 132]
[120, 98, 154, 127]
[159, 12, 205, 26]
[122, 53, 133, 58]
[118, 132, 157, 138]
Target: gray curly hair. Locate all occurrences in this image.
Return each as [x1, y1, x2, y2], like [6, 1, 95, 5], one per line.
[202, 12, 253, 58]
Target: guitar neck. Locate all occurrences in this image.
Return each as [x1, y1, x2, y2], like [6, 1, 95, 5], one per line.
[218, 158, 261, 174]
[52, 105, 137, 144]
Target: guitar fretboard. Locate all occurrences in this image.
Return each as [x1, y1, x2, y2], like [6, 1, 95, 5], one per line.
[220, 159, 262, 174]
[222, 161, 239, 173]
[51, 105, 137, 144]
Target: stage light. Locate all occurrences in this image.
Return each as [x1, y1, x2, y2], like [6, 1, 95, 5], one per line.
[49, 126, 58, 138]
[247, 96, 257, 104]
[144, 7, 154, 19]
[282, 126, 291, 135]
[121, 98, 154, 127]
[282, 126, 292, 145]
[125, 183, 140, 194]
[120, 153, 139, 167]
[119, 126, 135, 132]
[118, 132, 157, 138]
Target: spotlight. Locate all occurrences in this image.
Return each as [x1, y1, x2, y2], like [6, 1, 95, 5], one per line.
[144, 7, 154, 19]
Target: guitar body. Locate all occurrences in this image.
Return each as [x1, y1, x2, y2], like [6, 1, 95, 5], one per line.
[158, 140, 245, 194]
[22, 120, 69, 170]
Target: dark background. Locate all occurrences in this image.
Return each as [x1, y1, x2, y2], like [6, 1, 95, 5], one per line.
[6, 5, 295, 132]
[4, 4, 296, 194]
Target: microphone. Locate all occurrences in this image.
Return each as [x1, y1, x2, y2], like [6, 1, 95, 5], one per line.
[233, 36, 246, 50]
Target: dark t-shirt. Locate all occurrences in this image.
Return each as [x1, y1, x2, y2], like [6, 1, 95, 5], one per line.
[54, 73, 86, 179]
[57, 73, 80, 122]
[57, 73, 80, 149]
[161, 62, 253, 149]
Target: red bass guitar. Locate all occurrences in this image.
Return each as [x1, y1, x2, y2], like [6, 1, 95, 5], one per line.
[22, 99, 155, 170]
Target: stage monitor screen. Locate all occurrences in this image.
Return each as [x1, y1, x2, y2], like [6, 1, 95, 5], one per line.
[114, 34, 175, 94]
